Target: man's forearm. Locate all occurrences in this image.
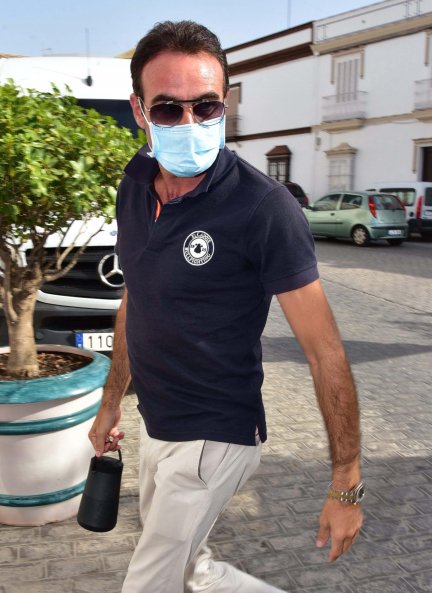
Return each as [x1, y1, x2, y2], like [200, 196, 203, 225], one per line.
[102, 289, 130, 408]
[310, 350, 361, 488]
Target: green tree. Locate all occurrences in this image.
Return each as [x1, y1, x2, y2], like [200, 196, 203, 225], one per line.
[0, 81, 143, 377]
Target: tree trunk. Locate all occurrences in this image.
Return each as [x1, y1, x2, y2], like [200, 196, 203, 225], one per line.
[6, 293, 39, 378]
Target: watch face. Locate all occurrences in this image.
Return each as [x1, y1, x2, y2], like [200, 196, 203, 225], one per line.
[356, 484, 365, 502]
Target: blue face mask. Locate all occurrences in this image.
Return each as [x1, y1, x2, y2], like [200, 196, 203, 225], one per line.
[146, 117, 225, 178]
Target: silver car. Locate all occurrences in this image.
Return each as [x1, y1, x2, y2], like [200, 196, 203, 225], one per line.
[305, 191, 408, 246]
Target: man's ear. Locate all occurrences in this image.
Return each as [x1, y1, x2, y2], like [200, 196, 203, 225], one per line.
[224, 88, 230, 105]
[130, 94, 146, 129]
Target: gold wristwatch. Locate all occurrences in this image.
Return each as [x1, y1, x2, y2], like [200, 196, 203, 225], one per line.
[327, 481, 365, 505]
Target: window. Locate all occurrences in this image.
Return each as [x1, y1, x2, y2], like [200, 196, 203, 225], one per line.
[266, 145, 291, 183]
[226, 83, 241, 140]
[325, 143, 357, 192]
[328, 157, 353, 191]
[341, 194, 362, 209]
[77, 99, 139, 136]
[373, 195, 404, 211]
[378, 188, 416, 207]
[427, 31, 432, 71]
[422, 146, 432, 181]
[332, 50, 364, 104]
[314, 194, 341, 211]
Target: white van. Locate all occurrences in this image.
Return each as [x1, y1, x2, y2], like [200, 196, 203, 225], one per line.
[366, 182, 432, 238]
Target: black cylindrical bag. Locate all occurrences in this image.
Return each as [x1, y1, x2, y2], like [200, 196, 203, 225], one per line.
[77, 450, 123, 532]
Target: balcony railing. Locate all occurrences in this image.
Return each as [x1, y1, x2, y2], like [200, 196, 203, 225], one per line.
[414, 79, 432, 111]
[225, 115, 241, 140]
[322, 92, 368, 122]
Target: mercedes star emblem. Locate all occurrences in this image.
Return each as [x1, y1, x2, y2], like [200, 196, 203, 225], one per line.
[98, 253, 125, 288]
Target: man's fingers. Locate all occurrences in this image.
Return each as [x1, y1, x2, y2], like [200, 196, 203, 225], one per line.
[316, 525, 330, 548]
[328, 531, 359, 562]
[100, 430, 126, 453]
[328, 540, 344, 562]
[88, 409, 123, 456]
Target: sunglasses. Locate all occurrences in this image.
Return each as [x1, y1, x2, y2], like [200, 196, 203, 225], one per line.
[139, 98, 226, 127]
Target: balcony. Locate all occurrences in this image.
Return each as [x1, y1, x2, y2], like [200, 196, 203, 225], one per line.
[321, 92, 367, 132]
[322, 91, 367, 122]
[414, 78, 432, 109]
[225, 115, 241, 141]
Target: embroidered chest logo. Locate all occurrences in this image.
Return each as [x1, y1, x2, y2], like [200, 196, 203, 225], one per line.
[183, 231, 214, 266]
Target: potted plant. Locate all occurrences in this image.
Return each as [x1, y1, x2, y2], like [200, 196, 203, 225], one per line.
[0, 81, 142, 525]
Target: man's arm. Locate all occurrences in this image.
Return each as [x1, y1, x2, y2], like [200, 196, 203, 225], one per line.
[89, 288, 130, 457]
[277, 279, 362, 562]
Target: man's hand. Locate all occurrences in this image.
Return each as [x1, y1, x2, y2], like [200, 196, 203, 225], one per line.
[88, 403, 125, 457]
[316, 498, 363, 562]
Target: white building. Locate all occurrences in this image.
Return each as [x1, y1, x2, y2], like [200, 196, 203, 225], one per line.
[226, 0, 432, 200]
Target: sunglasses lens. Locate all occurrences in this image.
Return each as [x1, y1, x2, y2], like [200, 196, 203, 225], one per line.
[150, 103, 183, 126]
[149, 100, 225, 126]
[193, 101, 225, 123]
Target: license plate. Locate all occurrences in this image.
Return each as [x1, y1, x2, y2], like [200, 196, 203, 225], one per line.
[388, 229, 402, 236]
[75, 331, 114, 351]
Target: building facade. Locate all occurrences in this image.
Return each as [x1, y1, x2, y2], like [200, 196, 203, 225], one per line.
[226, 0, 432, 201]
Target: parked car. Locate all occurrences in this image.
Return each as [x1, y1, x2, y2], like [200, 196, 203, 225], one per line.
[283, 181, 309, 207]
[304, 191, 408, 246]
[366, 182, 432, 238]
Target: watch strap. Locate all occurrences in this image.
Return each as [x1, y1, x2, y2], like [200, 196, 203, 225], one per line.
[327, 481, 365, 505]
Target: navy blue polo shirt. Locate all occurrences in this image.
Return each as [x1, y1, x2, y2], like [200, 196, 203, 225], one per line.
[116, 146, 318, 446]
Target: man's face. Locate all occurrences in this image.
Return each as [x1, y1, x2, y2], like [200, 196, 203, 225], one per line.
[130, 50, 225, 137]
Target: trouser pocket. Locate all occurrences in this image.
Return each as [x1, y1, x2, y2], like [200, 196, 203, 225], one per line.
[198, 441, 231, 486]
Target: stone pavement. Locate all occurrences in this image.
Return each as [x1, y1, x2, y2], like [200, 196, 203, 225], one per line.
[1, 239, 432, 593]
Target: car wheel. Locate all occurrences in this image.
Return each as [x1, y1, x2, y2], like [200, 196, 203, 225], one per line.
[386, 239, 404, 246]
[351, 226, 370, 246]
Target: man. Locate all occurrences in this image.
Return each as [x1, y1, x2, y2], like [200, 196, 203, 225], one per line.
[89, 20, 363, 593]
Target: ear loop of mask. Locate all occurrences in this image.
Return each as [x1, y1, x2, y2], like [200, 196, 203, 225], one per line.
[137, 97, 154, 152]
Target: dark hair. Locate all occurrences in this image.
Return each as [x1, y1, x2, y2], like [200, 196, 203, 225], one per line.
[130, 20, 229, 99]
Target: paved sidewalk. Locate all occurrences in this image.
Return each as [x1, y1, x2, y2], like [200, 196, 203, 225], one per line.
[1, 244, 432, 592]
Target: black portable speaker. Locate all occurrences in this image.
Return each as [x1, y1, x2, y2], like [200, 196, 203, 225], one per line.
[77, 449, 123, 532]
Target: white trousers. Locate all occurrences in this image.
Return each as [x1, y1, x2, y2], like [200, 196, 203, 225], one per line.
[121, 421, 287, 593]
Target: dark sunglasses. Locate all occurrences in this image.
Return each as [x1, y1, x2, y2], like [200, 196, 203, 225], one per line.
[140, 98, 226, 127]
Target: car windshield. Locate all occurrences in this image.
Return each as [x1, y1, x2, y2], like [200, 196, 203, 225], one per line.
[373, 194, 404, 210]
[425, 187, 432, 206]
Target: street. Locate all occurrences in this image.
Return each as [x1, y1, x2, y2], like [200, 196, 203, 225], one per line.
[1, 237, 431, 593]
[221, 237, 432, 593]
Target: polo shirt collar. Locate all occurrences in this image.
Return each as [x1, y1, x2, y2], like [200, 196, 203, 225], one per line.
[124, 144, 236, 198]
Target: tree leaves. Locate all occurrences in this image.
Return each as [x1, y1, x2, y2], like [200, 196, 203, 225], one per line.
[0, 81, 142, 241]
[0, 80, 144, 375]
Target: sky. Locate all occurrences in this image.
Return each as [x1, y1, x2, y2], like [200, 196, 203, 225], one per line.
[1, 0, 378, 57]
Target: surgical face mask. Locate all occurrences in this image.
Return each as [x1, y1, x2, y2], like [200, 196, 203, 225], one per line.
[139, 99, 225, 177]
[146, 118, 225, 177]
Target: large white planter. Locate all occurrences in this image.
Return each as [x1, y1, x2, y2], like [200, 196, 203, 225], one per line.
[0, 345, 110, 526]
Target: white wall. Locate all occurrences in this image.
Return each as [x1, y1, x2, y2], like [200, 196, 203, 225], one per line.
[230, 55, 316, 135]
[314, 120, 428, 199]
[228, 134, 316, 198]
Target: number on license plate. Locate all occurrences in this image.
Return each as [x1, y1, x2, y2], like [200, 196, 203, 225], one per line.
[388, 229, 402, 236]
[75, 332, 114, 351]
